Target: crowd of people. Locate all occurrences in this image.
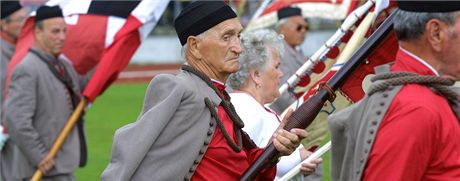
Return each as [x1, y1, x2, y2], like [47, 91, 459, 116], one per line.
[0, 0, 459, 181]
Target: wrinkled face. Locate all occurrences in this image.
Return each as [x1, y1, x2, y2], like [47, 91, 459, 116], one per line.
[279, 16, 308, 47]
[35, 17, 66, 57]
[260, 48, 283, 104]
[1, 8, 27, 40]
[439, 15, 460, 80]
[198, 18, 243, 77]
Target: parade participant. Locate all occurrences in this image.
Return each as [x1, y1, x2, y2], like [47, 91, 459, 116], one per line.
[0, 1, 27, 111]
[228, 29, 322, 180]
[329, 1, 460, 180]
[101, 1, 309, 180]
[4, 5, 87, 180]
[270, 6, 309, 115]
[0, 2, 28, 180]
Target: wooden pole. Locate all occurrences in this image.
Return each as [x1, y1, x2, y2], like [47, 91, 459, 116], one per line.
[31, 98, 88, 181]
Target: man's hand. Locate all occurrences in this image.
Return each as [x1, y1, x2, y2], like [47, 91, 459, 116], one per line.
[272, 128, 308, 156]
[299, 149, 323, 176]
[38, 155, 55, 174]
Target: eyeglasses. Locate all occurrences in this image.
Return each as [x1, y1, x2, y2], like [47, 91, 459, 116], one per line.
[296, 24, 309, 32]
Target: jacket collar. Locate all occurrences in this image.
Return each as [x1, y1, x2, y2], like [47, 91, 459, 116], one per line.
[391, 47, 438, 76]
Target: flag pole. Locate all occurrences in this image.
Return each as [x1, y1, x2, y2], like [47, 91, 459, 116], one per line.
[31, 98, 88, 181]
[278, 141, 331, 181]
[268, 0, 375, 107]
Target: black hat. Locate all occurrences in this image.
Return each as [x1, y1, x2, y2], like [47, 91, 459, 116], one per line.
[35, 5, 63, 23]
[398, 1, 460, 13]
[174, 1, 237, 46]
[1, 1, 22, 20]
[277, 6, 301, 20]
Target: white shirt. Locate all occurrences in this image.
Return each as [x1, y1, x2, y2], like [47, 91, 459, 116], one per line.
[230, 92, 303, 180]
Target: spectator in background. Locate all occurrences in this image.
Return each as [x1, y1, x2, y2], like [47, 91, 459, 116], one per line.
[228, 29, 322, 180]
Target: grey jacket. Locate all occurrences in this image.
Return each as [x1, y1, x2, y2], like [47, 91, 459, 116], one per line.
[328, 66, 402, 181]
[0, 38, 16, 181]
[101, 70, 222, 181]
[270, 41, 307, 114]
[1, 38, 15, 109]
[4, 48, 86, 179]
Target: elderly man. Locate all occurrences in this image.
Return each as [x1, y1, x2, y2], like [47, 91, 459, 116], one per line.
[101, 1, 308, 180]
[329, 2, 460, 180]
[4, 5, 87, 181]
[270, 6, 309, 115]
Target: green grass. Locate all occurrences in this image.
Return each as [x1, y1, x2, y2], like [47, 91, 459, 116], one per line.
[74, 82, 332, 180]
[75, 83, 148, 180]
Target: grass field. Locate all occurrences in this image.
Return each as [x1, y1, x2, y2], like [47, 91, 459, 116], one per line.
[75, 83, 148, 180]
[74, 83, 331, 180]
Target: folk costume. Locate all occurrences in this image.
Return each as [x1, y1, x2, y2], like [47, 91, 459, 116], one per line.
[0, 2, 23, 181]
[102, 1, 276, 180]
[329, 3, 460, 180]
[4, 6, 87, 180]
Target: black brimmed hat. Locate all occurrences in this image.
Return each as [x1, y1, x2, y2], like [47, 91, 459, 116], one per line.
[174, 1, 237, 46]
[398, 1, 460, 13]
[35, 5, 63, 23]
[1, 1, 22, 20]
[277, 6, 301, 20]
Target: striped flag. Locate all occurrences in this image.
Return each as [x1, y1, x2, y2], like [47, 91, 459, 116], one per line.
[245, 0, 360, 31]
[279, 2, 398, 150]
[6, 0, 170, 102]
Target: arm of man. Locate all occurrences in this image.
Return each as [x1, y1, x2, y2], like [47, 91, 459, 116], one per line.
[362, 105, 436, 180]
[5, 65, 48, 167]
[101, 74, 186, 181]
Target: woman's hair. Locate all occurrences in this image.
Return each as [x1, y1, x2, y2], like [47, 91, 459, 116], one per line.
[227, 29, 284, 90]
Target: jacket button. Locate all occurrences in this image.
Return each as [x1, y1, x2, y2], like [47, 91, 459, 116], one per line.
[204, 140, 210, 145]
[207, 129, 213, 135]
[189, 167, 195, 172]
[194, 160, 199, 164]
[209, 122, 214, 126]
[199, 149, 205, 154]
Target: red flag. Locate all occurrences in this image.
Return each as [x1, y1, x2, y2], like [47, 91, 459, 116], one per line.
[5, 0, 170, 102]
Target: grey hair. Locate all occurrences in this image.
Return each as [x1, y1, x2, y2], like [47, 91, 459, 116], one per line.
[394, 10, 460, 41]
[181, 30, 209, 61]
[34, 21, 44, 30]
[274, 18, 289, 33]
[227, 29, 284, 90]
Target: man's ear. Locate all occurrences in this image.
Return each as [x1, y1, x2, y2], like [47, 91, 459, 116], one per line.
[425, 19, 448, 52]
[33, 27, 41, 41]
[187, 36, 203, 60]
